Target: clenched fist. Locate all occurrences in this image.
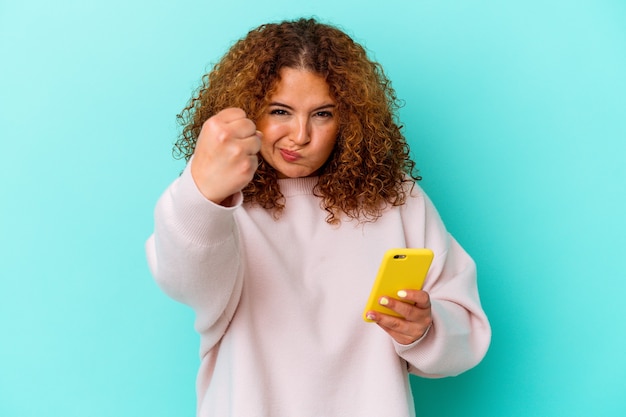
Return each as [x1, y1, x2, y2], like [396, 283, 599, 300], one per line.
[190, 108, 262, 205]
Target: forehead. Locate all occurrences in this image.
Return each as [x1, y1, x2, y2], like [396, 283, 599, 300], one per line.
[270, 68, 334, 103]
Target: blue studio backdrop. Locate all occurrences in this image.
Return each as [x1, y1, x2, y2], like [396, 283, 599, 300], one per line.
[1, 0, 625, 416]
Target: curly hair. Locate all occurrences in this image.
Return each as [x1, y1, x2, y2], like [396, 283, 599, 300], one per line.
[174, 17, 420, 224]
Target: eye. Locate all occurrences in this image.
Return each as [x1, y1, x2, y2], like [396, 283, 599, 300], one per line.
[314, 111, 333, 118]
[269, 108, 289, 116]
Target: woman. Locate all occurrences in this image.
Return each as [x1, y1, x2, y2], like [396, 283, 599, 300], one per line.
[146, 17, 490, 417]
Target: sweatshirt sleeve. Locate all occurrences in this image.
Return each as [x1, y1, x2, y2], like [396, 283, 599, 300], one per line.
[395, 190, 491, 378]
[145, 162, 244, 355]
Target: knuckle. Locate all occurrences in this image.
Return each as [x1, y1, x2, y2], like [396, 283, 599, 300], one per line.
[385, 318, 404, 331]
[203, 116, 221, 132]
[229, 143, 245, 157]
[415, 291, 429, 303]
[202, 118, 213, 129]
[231, 107, 246, 117]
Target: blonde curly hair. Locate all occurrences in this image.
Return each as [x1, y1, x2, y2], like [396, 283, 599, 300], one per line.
[174, 18, 420, 224]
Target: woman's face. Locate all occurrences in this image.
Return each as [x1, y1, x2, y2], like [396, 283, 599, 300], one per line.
[256, 68, 339, 179]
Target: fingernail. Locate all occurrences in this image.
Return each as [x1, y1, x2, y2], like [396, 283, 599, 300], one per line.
[366, 313, 376, 320]
[379, 297, 389, 306]
[397, 290, 407, 298]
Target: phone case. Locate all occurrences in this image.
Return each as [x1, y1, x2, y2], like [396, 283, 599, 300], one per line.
[363, 248, 434, 322]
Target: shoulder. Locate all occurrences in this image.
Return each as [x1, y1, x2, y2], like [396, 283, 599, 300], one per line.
[399, 178, 428, 208]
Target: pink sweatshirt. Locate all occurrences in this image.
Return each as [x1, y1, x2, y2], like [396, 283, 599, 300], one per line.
[146, 163, 491, 417]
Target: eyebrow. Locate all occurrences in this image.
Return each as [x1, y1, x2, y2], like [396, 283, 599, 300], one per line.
[268, 102, 337, 112]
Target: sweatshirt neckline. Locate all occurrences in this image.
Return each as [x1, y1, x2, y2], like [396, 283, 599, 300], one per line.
[277, 176, 319, 197]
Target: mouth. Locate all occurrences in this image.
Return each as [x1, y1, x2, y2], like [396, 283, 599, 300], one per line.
[279, 148, 301, 162]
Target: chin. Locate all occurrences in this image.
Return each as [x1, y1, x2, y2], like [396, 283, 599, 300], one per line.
[276, 169, 314, 179]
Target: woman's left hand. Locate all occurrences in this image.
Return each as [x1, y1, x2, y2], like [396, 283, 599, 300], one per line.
[366, 289, 433, 345]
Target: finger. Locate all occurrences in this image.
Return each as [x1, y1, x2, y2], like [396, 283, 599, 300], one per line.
[369, 307, 432, 344]
[203, 108, 256, 142]
[397, 289, 431, 309]
[377, 295, 417, 321]
[373, 313, 421, 345]
[241, 153, 259, 176]
[375, 312, 410, 333]
[252, 130, 262, 149]
[226, 117, 258, 139]
[238, 132, 262, 155]
[216, 107, 247, 122]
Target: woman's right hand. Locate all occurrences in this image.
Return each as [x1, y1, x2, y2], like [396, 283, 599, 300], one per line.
[190, 108, 262, 205]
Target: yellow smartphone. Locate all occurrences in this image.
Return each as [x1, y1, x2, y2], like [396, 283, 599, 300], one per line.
[363, 248, 434, 322]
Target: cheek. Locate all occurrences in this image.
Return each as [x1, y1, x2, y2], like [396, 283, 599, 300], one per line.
[259, 138, 274, 160]
[314, 139, 337, 165]
[256, 123, 276, 149]
[320, 127, 339, 153]
[258, 121, 286, 142]
[258, 129, 283, 161]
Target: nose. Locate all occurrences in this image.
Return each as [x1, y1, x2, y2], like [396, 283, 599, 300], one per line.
[290, 116, 311, 146]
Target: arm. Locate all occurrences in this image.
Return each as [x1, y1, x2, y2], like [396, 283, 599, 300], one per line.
[146, 108, 261, 353]
[400, 193, 491, 377]
[398, 236, 491, 378]
[145, 163, 244, 354]
[368, 189, 491, 377]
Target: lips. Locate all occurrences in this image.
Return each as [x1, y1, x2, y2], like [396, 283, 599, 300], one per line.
[280, 148, 301, 162]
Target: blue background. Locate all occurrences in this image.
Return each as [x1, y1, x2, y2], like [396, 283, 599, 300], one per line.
[1, 0, 625, 416]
